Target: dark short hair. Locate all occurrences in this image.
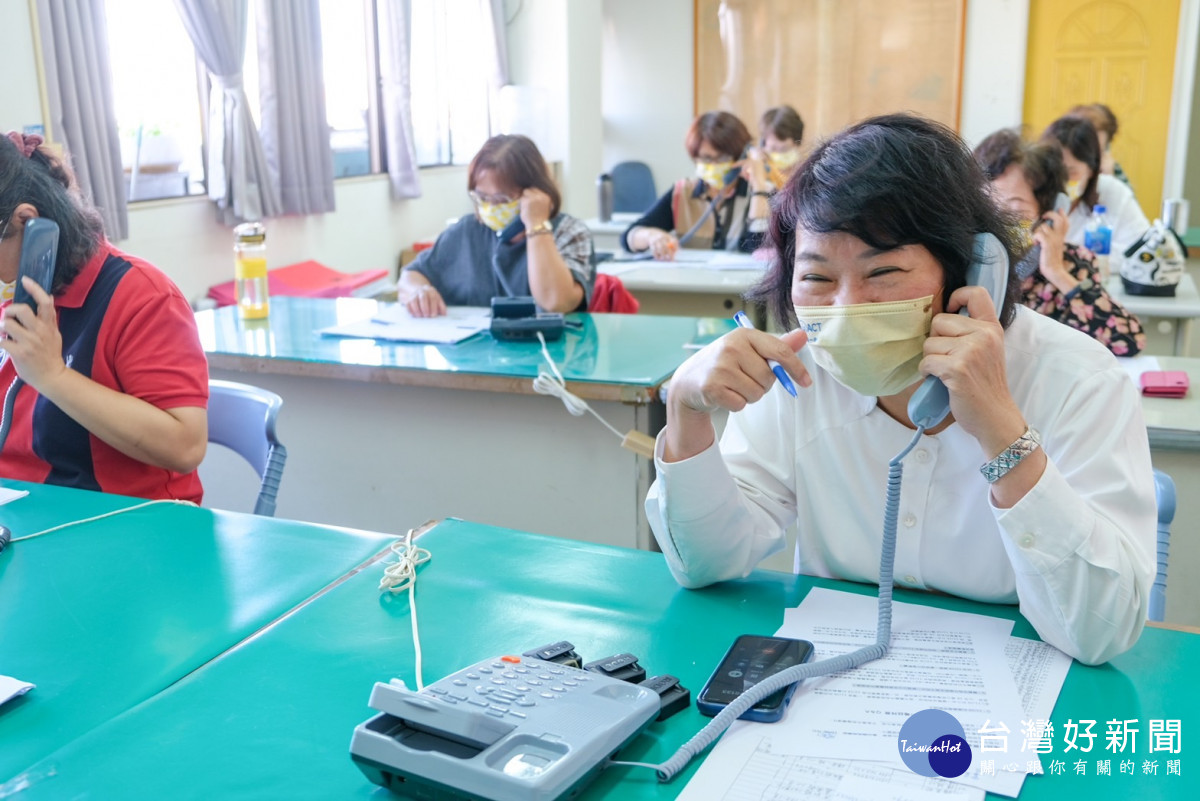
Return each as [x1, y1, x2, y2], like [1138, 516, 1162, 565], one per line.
[750, 113, 1022, 330]
[1039, 116, 1101, 209]
[760, 105, 805, 146]
[467, 135, 561, 217]
[685, 111, 752, 161]
[0, 136, 104, 292]
[973, 128, 1068, 216]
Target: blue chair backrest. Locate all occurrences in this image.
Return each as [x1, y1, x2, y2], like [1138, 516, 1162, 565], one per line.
[1150, 468, 1175, 622]
[611, 161, 657, 214]
[208, 380, 288, 516]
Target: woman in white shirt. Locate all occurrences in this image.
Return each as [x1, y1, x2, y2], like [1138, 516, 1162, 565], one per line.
[646, 113, 1155, 666]
[1039, 116, 1149, 261]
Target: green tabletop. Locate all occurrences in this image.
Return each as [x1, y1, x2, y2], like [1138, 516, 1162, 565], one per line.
[8, 519, 1195, 799]
[194, 297, 734, 393]
[0, 480, 394, 783]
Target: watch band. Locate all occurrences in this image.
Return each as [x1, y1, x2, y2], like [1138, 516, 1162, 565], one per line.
[526, 220, 554, 237]
[980, 426, 1042, 484]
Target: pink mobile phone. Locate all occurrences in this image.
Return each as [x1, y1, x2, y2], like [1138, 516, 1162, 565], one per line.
[1140, 370, 1189, 398]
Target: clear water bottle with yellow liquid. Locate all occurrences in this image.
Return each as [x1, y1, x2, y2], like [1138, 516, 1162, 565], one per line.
[233, 222, 269, 319]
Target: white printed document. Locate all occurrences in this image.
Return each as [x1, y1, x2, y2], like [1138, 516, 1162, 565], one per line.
[319, 305, 491, 344]
[680, 589, 1072, 799]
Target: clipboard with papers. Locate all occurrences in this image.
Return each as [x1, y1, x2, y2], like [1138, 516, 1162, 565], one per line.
[319, 305, 492, 345]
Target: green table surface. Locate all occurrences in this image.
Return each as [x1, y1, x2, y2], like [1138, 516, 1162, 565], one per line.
[0, 480, 395, 783]
[194, 297, 735, 389]
[7, 519, 1196, 800]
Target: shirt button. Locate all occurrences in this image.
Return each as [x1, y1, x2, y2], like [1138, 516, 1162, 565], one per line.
[914, 449, 930, 463]
[1020, 533, 1036, 548]
[903, 514, 917, 528]
[904, 575, 917, 585]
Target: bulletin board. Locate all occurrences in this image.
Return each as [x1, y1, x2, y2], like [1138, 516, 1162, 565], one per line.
[695, 0, 965, 150]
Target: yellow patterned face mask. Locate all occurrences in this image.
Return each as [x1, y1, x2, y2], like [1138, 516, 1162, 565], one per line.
[1065, 180, 1083, 203]
[476, 199, 521, 232]
[695, 161, 736, 188]
[1016, 219, 1034, 249]
[767, 149, 801, 172]
[0, 279, 14, 303]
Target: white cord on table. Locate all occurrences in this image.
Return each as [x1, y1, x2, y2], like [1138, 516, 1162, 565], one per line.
[379, 528, 432, 690]
[531, 331, 624, 441]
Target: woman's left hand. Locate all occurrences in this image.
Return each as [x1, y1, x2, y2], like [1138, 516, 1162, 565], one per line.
[519, 188, 553, 231]
[919, 286, 1028, 455]
[0, 277, 66, 392]
[742, 148, 770, 193]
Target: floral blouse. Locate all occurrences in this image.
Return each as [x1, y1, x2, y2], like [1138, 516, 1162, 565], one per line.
[1021, 242, 1146, 357]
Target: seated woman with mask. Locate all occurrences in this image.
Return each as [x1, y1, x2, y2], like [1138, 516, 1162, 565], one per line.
[744, 104, 805, 193]
[1039, 116, 1149, 261]
[398, 134, 594, 317]
[646, 114, 1154, 665]
[0, 132, 208, 502]
[974, 128, 1145, 356]
[621, 111, 769, 260]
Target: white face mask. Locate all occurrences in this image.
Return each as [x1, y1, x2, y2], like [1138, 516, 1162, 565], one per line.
[1065, 180, 1084, 203]
[793, 295, 936, 397]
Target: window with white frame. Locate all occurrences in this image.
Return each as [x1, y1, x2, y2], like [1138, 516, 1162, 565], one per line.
[103, 0, 496, 203]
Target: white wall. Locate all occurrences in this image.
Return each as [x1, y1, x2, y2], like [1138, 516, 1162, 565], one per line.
[1, 0, 46, 133]
[959, 0, 1030, 148]
[601, 0, 696, 203]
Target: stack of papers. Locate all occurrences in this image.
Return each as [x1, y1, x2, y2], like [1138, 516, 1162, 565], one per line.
[319, 305, 491, 345]
[681, 589, 1072, 800]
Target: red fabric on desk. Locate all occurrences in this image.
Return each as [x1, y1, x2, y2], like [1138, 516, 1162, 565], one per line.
[207, 260, 390, 306]
[589, 273, 640, 314]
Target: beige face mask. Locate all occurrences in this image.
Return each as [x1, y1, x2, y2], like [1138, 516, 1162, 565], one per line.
[793, 295, 936, 397]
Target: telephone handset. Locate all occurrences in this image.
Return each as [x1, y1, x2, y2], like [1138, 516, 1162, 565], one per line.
[496, 216, 525, 245]
[1016, 192, 1071, 280]
[906, 232, 1009, 429]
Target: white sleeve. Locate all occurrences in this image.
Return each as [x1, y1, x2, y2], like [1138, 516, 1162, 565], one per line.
[645, 398, 798, 589]
[993, 366, 1156, 665]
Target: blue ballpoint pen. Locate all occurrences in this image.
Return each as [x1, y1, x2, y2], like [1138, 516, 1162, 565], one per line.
[732, 311, 798, 397]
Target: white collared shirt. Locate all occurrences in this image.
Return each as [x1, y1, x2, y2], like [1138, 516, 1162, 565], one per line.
[647, 307, 1155, 665]
[1064, 173, 1150, 260]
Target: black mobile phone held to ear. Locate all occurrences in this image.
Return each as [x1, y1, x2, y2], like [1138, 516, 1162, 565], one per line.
[14, 217, 60, 307]
[696, 634, 815, 723]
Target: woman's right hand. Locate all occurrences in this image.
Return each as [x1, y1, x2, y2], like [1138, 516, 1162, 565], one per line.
[643, 228, 679, 261]
[663, 327, 810, 461]
[401, 284, 447, 317]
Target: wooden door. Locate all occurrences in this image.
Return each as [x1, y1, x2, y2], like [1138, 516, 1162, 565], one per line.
[1024, 0, 1181, 220]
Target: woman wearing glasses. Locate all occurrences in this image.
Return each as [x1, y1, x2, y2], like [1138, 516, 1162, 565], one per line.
[398, 135, 594, 317]
[621, 111, 770, 260]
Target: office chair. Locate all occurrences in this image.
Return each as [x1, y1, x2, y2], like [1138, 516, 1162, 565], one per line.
[610, 161, 657, 214]
[207, 380, 288, 516]
[1150, 469, 1175, 622]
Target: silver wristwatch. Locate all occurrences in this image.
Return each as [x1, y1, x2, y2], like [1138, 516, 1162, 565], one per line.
[980, 427, 1042, 484]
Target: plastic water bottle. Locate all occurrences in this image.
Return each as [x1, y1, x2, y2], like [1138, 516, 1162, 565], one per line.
[1083, 205, 1112, 281]
[233, 222, 270, 319]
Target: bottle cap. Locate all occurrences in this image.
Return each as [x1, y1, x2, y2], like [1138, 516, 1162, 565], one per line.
[1094, 205, 1107, 214]
[234, 221, 266, 243]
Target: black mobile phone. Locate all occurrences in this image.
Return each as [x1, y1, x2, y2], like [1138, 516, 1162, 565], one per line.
[13, 218, 60, 307]
[696, 634, 814, 723]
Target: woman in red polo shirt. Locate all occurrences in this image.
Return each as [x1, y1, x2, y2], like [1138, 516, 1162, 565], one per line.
[0, 132, 208, 503]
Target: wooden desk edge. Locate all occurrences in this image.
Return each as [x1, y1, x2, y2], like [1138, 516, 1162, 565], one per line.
[1147, 619, 1200, 635]
[207, 354, 663, 404]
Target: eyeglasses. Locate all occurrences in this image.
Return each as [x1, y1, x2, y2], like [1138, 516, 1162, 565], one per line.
[469, 190, 516, 206]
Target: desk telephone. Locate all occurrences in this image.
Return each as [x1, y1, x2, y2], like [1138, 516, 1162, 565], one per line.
[350, 655, 659, 801]
[348, 234, 1014, 799]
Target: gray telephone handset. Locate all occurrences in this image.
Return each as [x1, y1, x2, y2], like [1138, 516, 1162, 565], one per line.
[906, 232, 1009, 429]
[350, 656, 659, 800]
